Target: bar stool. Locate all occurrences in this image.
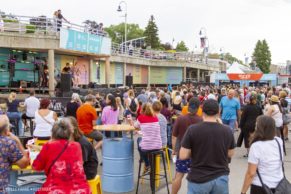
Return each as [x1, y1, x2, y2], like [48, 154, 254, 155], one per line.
[27, 117, 35, 136]
[88, 175, 102, 194]
[155, 147, 172, 187]
[9, 118, 19, 136]
[136, 149, 170, 194]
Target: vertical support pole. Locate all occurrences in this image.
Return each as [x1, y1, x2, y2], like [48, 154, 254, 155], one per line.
[123, 62, 127, 86]
[48, 49, 55, 97]
[197, 68, 200, 82]
[183, 65, 187, 82]
[147, 66, 151, 88]
[105, 57, 110, 88]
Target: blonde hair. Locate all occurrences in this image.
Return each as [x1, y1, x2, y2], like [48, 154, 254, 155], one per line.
[8, 92, 16, 103]
[128, 90, 135, 98]
[116, 97, 121, 105]
[142, 103, 154, 116]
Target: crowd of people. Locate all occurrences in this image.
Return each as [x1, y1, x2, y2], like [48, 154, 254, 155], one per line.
[0, 82, 290, 193]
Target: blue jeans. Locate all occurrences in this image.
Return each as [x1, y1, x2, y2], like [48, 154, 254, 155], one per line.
[137, 137, 150, 167]
[222, 119, 236, 134]
[7, 112, 23, 136]
[187, 175, 229, 194]
[167, 124, 172, 147]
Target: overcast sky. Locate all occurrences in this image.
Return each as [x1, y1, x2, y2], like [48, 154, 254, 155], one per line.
[2, 0, 291, 64]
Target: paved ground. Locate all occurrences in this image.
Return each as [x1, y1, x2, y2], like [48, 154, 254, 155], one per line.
[99, 130, 291, 194]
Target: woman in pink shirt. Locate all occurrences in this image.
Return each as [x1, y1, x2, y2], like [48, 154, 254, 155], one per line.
[134, 103, 162, 172]
[101, 94, 119, 137]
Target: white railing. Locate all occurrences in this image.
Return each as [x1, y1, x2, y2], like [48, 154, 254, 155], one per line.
[111, 42, 220, 66]
[0, 14, 108, 37]
[111, 43, 204, 62]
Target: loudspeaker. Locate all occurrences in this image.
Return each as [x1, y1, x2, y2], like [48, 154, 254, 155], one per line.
[60, 73, 72, 92]
[205, 75, 210, 83]
[22, 52, 28, 61]
[126, 75, 133, 87]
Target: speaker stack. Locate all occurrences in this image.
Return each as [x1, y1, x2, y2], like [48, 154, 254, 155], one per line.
[125, 75, 133, 87]
[60, 73, 72, 97]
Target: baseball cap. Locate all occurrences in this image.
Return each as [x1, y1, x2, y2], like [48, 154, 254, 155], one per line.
[202, 99, 219, 116]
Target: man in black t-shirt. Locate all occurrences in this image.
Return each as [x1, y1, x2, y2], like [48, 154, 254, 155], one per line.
[172, 98, 202, 194]
[180, 99, 235, 194]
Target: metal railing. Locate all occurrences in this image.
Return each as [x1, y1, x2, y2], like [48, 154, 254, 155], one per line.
[111, 43, 220, 66]
[0, 14, 108, 37]
[111, 43, 203, 62]
[0, 14, 220, 66]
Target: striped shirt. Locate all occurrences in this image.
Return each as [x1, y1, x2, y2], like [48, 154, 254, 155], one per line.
[135, 114, 162, 150]
[157, 114, 168, 147]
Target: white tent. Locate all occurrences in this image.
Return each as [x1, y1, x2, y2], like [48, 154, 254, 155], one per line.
[226, 63, 244, 74]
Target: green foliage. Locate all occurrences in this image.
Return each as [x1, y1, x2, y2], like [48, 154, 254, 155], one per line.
[252, 39, 271, 73]
[26, 25, 36, 33]
[208, 53, 220, 59]
[144, 15, 160, 49]
[176, 41, 189, 52]
[3, 19, 18, 23]
[104, 23, 144, 44]
[160, 42, 173, 51]
[224, 53, 244, 64]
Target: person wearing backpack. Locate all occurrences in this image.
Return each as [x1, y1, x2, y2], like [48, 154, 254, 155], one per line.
[125, 90, 138, 117]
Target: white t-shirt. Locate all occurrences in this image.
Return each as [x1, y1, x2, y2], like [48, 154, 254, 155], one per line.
[33, 110, 55, 137]
[248, 137, 284, 188]
[207, 93, 216, 100]
[24, 96, 40, 117]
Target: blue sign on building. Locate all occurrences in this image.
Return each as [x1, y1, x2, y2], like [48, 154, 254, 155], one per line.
[60, 29, 111, 55]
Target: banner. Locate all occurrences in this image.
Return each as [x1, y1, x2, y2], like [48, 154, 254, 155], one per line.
[227, 73, 263, 81]
[60, 29, 111, 55]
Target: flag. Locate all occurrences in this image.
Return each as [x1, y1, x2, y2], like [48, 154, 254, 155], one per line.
[200, 37, 206, 48]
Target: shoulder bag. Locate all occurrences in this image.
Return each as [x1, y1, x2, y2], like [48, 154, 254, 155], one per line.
[47, 141, 69, 175]
[39, 110, 55, 126]
[256, 138, 291, 194]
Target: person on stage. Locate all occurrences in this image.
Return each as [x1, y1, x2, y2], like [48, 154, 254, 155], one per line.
[62, 63, 71, 73]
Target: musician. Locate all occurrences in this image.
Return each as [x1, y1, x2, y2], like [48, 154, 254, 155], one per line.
[62, 63, 71, 73]
[42, 64, 49, 87]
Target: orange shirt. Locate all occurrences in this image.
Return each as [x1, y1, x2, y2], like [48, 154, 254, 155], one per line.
[76, 104, 98, 135]
[181, 106, 203, 117]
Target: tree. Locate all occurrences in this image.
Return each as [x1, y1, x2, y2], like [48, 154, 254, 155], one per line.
[104, 23, 144, 44]
[252, 39, 272, 73]
[224, 53, 244, 65]
[160, 42, 173, 50]
[176, 41, 189, 52]
[144, 15, 160, 49]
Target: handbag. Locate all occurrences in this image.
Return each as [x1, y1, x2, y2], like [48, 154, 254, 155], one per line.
[256, 138, 291, 194]
[283, 113, 291, 125]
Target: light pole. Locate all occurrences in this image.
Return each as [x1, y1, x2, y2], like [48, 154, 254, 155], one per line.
[199, 27, 208, 64]
[117, 1, 127, 86]
[117, 1, 127, 54]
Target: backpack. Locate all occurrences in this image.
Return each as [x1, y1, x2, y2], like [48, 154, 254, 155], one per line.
[129, 98, 137, 112]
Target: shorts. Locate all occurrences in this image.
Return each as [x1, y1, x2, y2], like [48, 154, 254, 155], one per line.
[175, 158, 191, 173]
[85, 130, 103, 142]
[21, 113, 34, 120]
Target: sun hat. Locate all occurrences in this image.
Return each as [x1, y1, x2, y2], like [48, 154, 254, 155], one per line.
[270, 95, 279, 103]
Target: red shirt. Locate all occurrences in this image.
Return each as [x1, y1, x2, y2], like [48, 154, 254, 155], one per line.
[76, 104, 98, 135]
[32, 140, 90, 193]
